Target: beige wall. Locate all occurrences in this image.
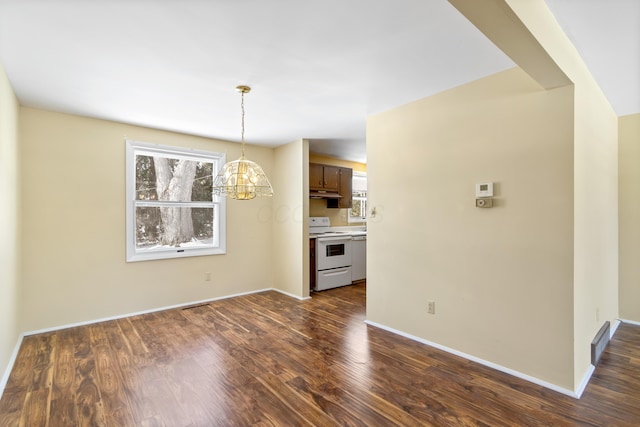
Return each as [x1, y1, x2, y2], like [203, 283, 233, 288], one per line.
[0, 64, 20, 384]
[505, 0, 619, 393]
[367, 67, 576, 389]
[571, 73, 619, 390]
[308, 153, 367, 226]
[272, 139, 309, 297]
[620, 113, 640, 322]
[309, 199, 348, 226]
[443, 0, 619, 392]
[19, 108, 275, 332]
[309, 153, 367, 173]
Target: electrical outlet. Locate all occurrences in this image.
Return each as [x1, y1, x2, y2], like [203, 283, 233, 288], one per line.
[596, 308, 600, 322]
[427, 301, 436, 315]
[205, 272, 211, 282]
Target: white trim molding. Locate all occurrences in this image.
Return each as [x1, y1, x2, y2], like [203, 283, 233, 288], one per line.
[364, 320, 582, 399]
[273, 288, 312, 301]
[22, 288, 273, 337]
[0, 286, 306, 398]
[0, 334, 24, 399]
[611, 319, 622, 335]
[575, 365, 596, 398]
[619, 318, 640, 327]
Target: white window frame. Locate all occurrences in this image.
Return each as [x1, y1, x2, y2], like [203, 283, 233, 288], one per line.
[126, 140, 226, 262]
[348, 171, 367, 223]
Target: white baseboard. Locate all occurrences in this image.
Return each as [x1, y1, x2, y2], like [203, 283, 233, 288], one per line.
[364, 320, 581, 399]
[1, 286, 308, 398]
[273, 288, 311, 301]
[23, 288, 274, 337]
[619, 318, 640, 327]
[7, 291, 622, 401]
[574, 364, 595, 398]
[0, 334, 24, 400]
[570, 318, 624, 398]
[611, 319, 622, 336]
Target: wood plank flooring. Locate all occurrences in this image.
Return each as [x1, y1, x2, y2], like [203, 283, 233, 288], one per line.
[1, 283, 640, 426]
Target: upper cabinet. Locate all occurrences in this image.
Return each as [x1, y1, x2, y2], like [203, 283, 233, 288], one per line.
[332, 167, 352, 209]
[309, 163, 340, 192]
[310, 163, 352, 209]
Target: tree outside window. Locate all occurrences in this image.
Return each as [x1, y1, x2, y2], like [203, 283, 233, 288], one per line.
[126, 140, 226, 261]
[349, 172, 367, 223]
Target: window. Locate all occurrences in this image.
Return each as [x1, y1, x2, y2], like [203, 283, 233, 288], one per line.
[126, 140, 226, 262]
[348, 171, 367, 223]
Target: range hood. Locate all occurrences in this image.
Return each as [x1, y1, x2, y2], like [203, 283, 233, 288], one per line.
[309, 190, 342, 199]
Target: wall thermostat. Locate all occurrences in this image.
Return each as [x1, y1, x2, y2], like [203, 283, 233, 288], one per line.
[475, 182, 494, 197]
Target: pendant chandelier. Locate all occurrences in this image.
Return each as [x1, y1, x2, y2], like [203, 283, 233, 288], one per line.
[213, 85, 274, 200]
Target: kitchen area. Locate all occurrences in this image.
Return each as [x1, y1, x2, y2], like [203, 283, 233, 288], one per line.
[308, 155, 367, 293]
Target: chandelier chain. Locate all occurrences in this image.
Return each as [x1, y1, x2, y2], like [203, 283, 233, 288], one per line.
[240, 90, 246, 157]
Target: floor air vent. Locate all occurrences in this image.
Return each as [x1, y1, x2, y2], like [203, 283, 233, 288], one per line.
[591, 321, 610, 366]
[182, 303, 210, 311]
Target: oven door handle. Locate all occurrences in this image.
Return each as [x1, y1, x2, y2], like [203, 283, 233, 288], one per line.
[322, 268, 350, 277]
[318, 236, 353, 243]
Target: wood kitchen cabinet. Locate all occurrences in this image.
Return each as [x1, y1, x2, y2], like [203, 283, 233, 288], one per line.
[309, 162, 353, 209]
[326, 167, 352, 209]
[337, 167, 352, 209]
[309, 163, 339, 192]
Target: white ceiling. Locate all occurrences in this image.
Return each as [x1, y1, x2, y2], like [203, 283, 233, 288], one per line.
[545, 0, 640, 116]
[0, 1, 637, 164]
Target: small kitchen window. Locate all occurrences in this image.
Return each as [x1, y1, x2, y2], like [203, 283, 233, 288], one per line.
[348, 171, 367, 223]
[126, 140, 226, 262]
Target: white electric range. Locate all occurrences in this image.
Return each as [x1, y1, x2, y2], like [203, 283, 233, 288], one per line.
[310, 217, 353, 291]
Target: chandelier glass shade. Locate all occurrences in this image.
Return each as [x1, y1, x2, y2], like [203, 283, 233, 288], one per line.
[213, 157, 273, 200]
[213, 85, 274, 200]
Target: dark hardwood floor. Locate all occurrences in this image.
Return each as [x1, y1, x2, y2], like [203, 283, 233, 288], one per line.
[1, 283, 639, 426]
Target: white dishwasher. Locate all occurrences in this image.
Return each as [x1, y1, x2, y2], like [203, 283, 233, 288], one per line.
[351, 233, 366, 282]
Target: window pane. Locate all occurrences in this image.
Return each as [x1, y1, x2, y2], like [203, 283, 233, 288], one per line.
[350, 172, 367, 223]
[353, 175, 367, 192]
[135, 155, 214, 202]
[135, 155, 157, 200]
[135, 206, 215, 250]
[351, 199, 365, 218]
[192, 161, 213, 202]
